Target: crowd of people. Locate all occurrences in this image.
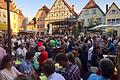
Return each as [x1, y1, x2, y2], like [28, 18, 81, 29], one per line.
[0, 33, 120, 80]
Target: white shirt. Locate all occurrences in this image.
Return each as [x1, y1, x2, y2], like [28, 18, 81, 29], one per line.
[48, 72, 65, 80]
[16, 47, 28, 58]
[11, 38, 17, 48]
[88, 46, 94, 61]
[0, 66, 22, 80]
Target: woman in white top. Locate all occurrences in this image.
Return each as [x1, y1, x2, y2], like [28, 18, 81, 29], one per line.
[0, 55, 22, 80]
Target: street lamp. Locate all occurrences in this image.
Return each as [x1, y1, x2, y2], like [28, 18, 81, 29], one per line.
[5, 0, 12, 54]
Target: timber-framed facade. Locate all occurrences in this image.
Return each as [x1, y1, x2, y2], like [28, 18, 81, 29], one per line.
[45, 0, 78, 34]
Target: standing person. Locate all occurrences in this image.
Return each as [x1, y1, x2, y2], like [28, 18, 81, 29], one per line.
[42, 59, 65, 80]
[29, 36, 36, 48]
[79, 38, 89, 74]
[55, 53, 81, 80]
[0, 55, 22, 80]
[91, 46, 103, 67]
[0, 34, 6, 68]
[88, 58, 114, 80]
[67, 40, 75, 52]
[38, 46, 48, 73]
[102, 39, 109, 55]
[117, 65, 120, 80]
[16, 42, 28, 59]
[115, 42, 120, 65]
[108, 40, 116, 55]
[38, 46, 48, 65]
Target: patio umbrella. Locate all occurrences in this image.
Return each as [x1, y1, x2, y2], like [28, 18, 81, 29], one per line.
[89, 24, 110, 30]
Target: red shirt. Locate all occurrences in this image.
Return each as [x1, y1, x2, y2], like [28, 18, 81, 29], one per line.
[38, 51, 48, 65]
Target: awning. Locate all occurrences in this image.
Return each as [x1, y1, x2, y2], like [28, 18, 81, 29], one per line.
[0, 22, 7, 30]
[89, 25, 110, 30]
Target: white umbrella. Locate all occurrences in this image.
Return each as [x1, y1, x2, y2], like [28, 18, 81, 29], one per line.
[90, 24, 110, 30]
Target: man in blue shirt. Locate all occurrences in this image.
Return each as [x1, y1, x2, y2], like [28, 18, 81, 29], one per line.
[18, 51, 38, 80]
[88, 58, 114, 80]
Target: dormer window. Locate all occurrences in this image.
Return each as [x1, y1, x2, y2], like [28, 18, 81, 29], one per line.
[92, 9, 96, 14]
[112, 10, 115, 14]
[0, 11, 1, 17]
[84, 10, 89, 15]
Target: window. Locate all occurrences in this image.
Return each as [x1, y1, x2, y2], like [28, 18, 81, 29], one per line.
[107, 19, 111, 24]
[0, 11, 1, 17]
[81, 19, 84, 25]
[14, 14, 15, 19]
[37, 25, 39, 28]
[116, 19, 120, 24]
[97, 18, 101, 24]
[88, 19, 92, 24]
[40, 18, 43, 21]
[112, 10, 116, 14]
[3, 11, 6, 18]
[41, 12, 43, 16]
[14, 23, 16, 28]
[56, 14, 58, 16]
[37, 18, 39, 21]
[40, 24, 43, 28]
[112, 19, 115, 25]
[84, 10, 89, 15]
[92, 9, 96, 14]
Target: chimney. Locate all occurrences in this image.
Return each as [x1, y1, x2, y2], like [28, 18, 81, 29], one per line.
[72, 5, 74, 10]
[106, 4, 108, 13]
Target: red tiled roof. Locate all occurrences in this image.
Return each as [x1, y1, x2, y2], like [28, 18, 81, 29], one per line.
[63, 0, 78, 17]
[35, 5, 49, 17]
[41, 5, 49, 14]
[80, 0, 105, 16]
[83, 0, 98, 9]
[0, 1, 18, 13]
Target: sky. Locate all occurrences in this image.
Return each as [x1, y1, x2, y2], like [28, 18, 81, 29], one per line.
[14, 0, 120, 21]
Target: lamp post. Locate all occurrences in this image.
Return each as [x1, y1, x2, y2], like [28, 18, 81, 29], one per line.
[5, 0, 12, 54]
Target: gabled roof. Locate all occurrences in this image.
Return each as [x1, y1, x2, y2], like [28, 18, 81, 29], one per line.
[79, 0, 105, 16]
[35, 5, 49, 17]
[0, 0, 23, 14]
[106, 2, 120, 14]
[40, 5, 49, 14]
[63, 0, 78, 17]
[47, 0, 78, 17]
[83, 0, 98, 9]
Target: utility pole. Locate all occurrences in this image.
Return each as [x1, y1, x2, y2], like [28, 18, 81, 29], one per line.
[5, 0, 12, 54]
